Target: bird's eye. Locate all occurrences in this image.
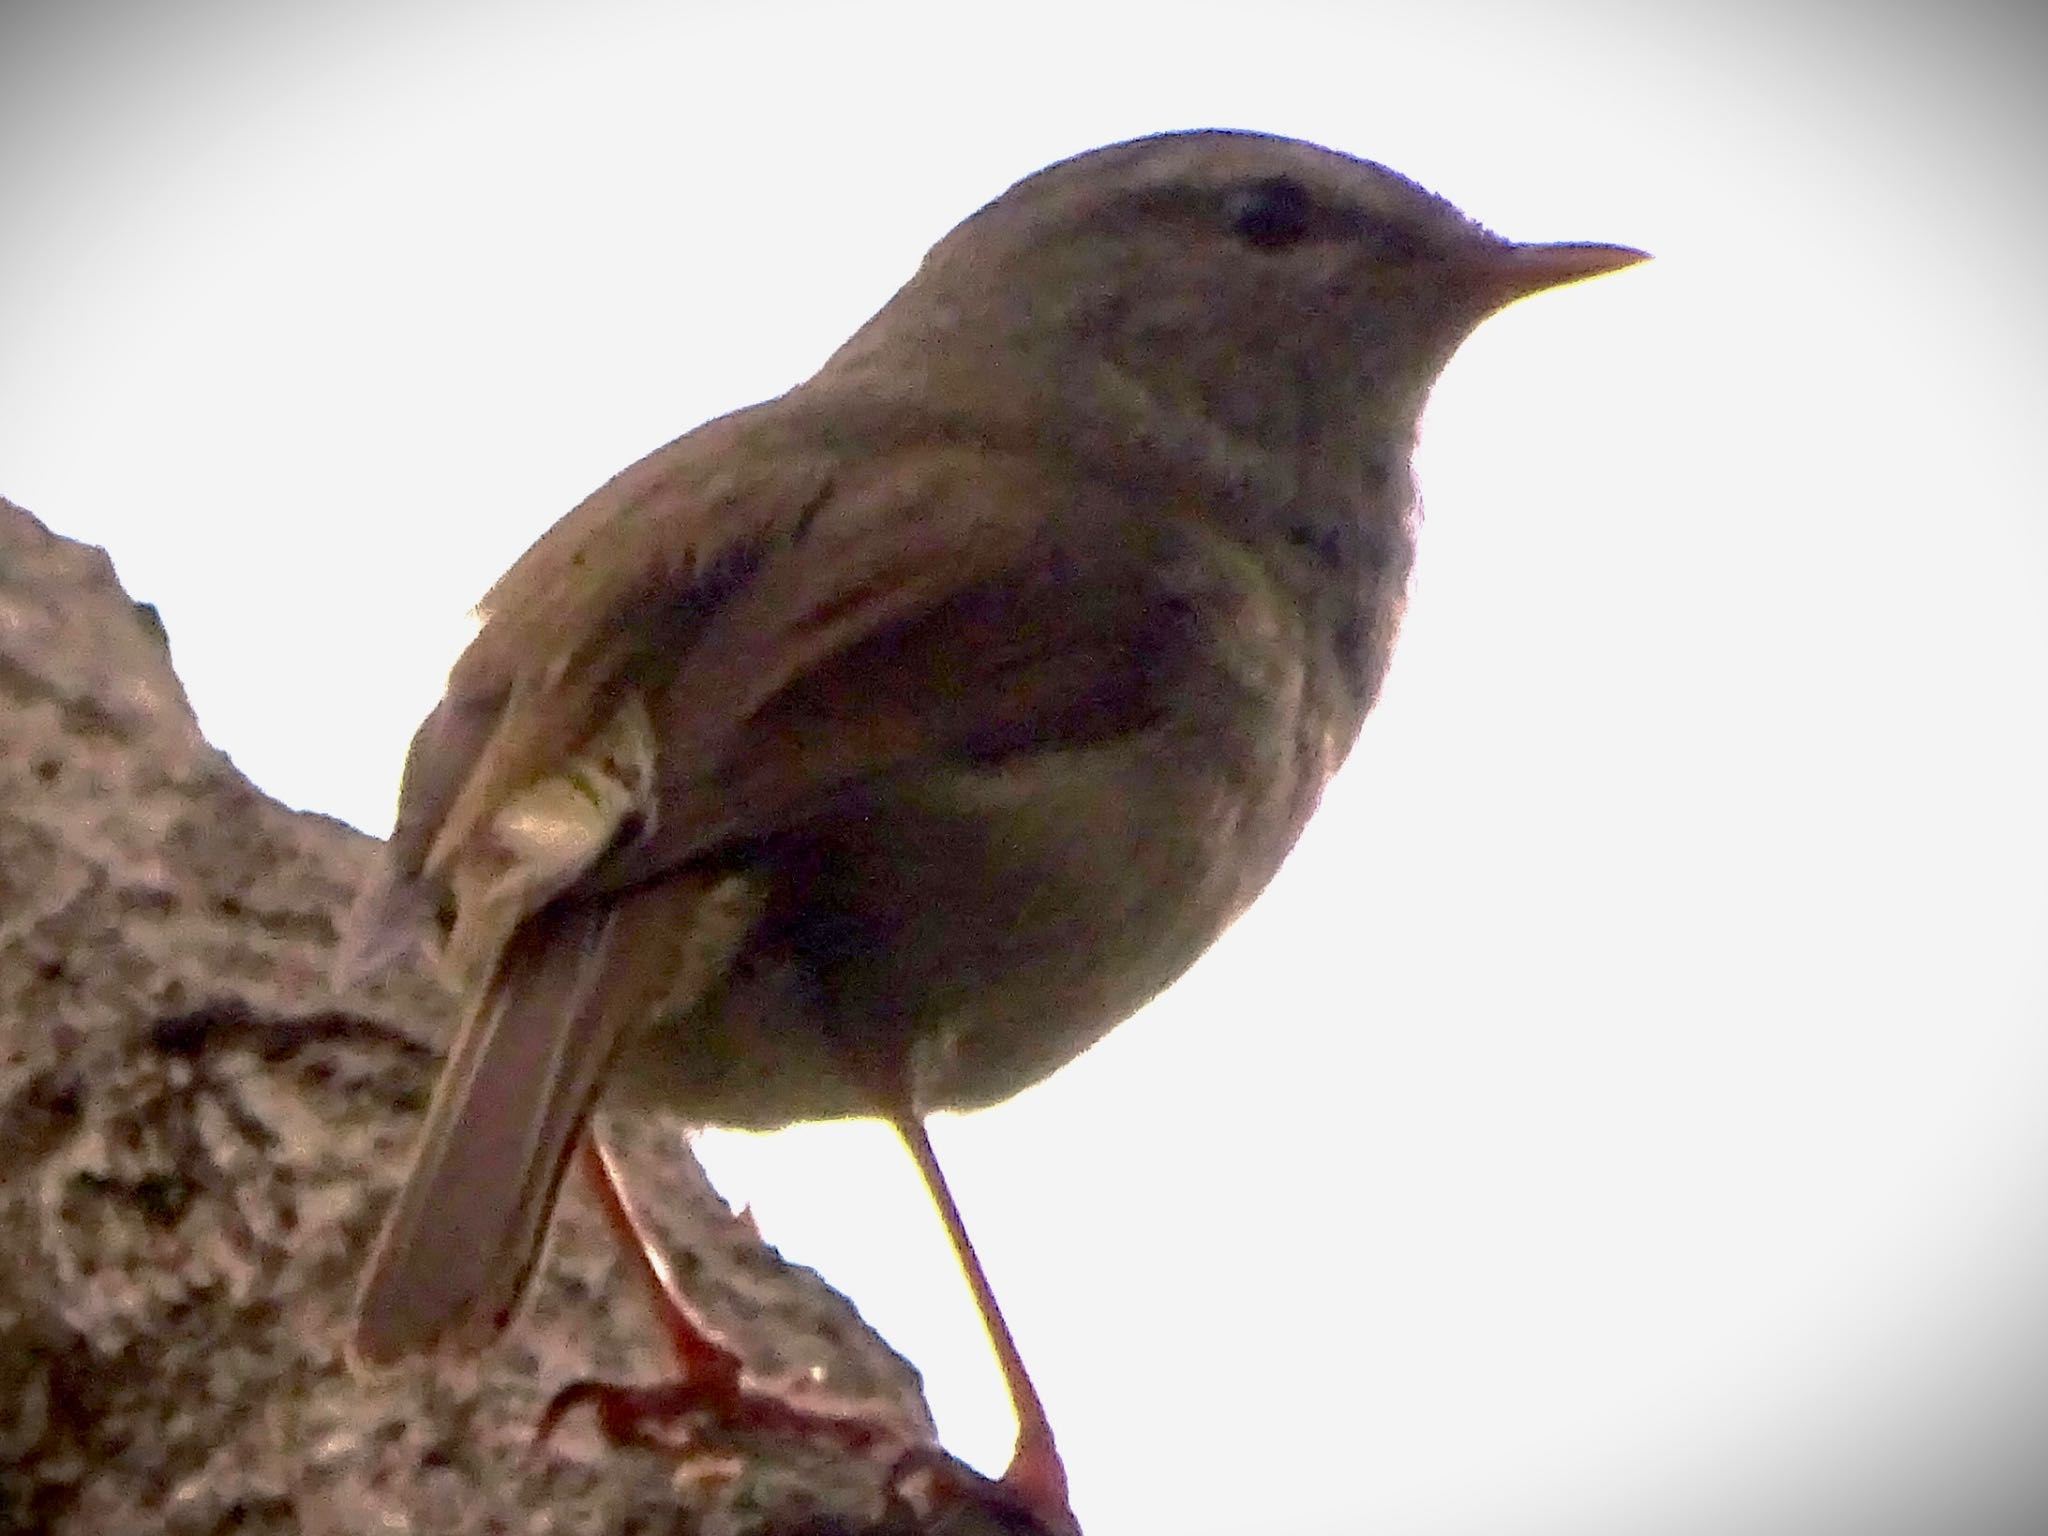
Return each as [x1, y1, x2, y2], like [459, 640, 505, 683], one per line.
[1226, 176, 1314, 250]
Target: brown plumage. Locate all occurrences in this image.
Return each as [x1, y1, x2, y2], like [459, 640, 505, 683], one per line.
[341, 128, 1643, 1531]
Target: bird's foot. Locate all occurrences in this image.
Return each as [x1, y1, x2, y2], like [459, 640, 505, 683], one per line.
[536, 1367, 918, 1463]
[889, 1443, 1083, 1536]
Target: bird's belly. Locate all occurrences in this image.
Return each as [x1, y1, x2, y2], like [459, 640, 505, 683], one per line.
[610, 729, 1320, 1129]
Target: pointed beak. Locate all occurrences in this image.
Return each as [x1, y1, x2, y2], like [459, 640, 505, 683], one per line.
[1469, 240, 1650, 308]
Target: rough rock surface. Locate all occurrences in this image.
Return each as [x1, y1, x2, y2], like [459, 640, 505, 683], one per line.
[0, 496, 1040, 1536]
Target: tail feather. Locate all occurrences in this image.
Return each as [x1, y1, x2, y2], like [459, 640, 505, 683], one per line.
[349, 872, 762, 1369]
[351, 899, 618, 1366]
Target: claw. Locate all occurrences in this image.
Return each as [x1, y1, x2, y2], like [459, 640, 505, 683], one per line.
[889, 1444, 1083, 1536]
[537, 1371, 920, 1463]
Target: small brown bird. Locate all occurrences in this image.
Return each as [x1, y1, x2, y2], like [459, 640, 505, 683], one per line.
[342, 128, 1642, 1532]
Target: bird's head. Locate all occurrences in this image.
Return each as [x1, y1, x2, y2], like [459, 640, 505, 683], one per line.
[825, 129, 1645, 491]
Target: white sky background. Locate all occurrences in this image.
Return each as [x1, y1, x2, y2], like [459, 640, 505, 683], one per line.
[5, 3, 2048, 1533]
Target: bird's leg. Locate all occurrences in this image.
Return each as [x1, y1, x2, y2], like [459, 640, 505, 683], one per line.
[536, 1132, 914, 1460]
[577, 1132, 745, 1387]
[893, 1115, 1078, 1534]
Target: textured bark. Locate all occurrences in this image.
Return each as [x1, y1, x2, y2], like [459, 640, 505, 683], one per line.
[0, 496, 1042, 1536]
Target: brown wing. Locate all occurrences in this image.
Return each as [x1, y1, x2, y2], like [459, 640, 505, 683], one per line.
[344, 388, 1291, 979]
[344, 402, 1083, 965]
[383, 401, 835, 885]
[336, 401, 830, 981]
[592, 480, 1273, 886]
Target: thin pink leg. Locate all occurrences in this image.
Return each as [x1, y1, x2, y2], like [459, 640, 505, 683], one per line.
[895, 1116, 1077, 1532]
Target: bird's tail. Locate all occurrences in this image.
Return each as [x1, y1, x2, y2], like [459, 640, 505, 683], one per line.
[349, 871, 762, 1368]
